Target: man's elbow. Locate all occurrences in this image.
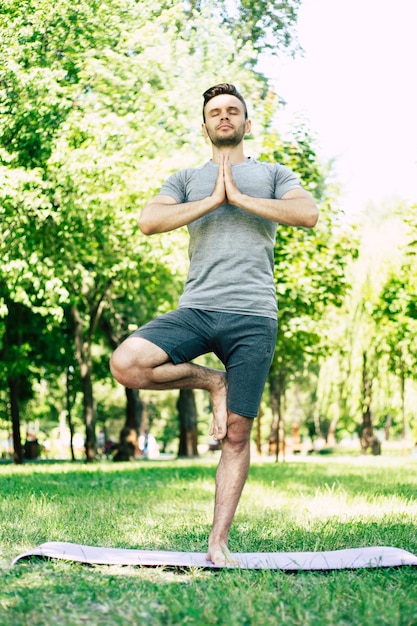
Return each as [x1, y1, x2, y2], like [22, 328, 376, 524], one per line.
[304, 203, 319, 228]
[138, 214, 155, 236]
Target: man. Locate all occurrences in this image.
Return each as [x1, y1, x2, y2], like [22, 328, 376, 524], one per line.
[110, 83, 318, 565]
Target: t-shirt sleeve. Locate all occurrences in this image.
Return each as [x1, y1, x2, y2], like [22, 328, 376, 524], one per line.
[159, 170, 188, 203]
[274, 164, 302, 198]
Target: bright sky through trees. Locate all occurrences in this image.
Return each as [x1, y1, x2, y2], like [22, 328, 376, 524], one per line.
[260, 0, 417, 216]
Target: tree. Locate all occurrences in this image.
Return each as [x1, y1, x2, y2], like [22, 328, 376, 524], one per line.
[185, 0, 301, 56]
[0, 290, 68, 463]
[309, 199, 417, 452]
[259, 124, 357, 457]
[177, 389, 199, 457]
[1, 0, 290, 458]
[374, 251, 417, 447]
[0, 0, 305, 461]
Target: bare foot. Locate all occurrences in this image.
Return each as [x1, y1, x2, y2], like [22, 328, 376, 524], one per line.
[206, 542, 240, 567]
[209, 372, 228, 441]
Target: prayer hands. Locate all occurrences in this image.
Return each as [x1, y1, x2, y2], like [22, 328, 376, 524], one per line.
[212, 153, 242, 207]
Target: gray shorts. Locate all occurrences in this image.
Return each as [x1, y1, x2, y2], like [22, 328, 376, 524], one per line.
[130, 308, 277, 419]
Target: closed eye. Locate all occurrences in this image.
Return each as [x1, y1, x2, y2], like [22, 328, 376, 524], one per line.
[209, 107, 240, 117]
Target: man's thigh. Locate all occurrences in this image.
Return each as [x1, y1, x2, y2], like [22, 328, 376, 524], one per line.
[114, 336, 170, 369]
[215, 314, 278, 419]
[129, 309, 213, 365]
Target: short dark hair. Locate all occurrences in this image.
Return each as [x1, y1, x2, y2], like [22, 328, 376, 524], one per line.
[202, 83, 248, 122]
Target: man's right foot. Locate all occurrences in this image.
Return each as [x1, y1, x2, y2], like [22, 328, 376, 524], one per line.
[209, 372, 228, 440]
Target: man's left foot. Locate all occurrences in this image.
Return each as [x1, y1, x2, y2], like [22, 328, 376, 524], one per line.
[206, 543, 240, 567]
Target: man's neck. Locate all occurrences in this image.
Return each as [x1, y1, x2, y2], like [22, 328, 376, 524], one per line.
[211, 145, 247, 164]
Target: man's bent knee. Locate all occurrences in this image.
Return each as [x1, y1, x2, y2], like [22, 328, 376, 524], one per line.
[110, 337, 168, 388]
[109, 343, 139, 387]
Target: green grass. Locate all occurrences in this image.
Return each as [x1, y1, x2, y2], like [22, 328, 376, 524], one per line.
[1, 456, 417, 625]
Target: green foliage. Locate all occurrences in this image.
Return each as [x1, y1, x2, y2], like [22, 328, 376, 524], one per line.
[0, 0, 286, 450]
[260, 126, 358, 390]
[311, 202, 417, 443]
[5, 0, 402, 454]
[0, 0, 273, 320]
[186, 0, 301, 56]
[373, 210, 417, 381]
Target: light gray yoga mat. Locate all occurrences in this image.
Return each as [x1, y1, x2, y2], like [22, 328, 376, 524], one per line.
[12, 541, 417, 570]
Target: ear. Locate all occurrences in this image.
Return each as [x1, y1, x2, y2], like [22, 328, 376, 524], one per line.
[201, 123, 209, 138]
[245, 119, 252, 134]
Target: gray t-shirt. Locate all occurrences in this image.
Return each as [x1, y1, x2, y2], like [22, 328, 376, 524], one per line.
[159, 158, 301, 319]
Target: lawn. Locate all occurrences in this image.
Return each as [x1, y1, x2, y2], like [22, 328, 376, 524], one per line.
[1, 455, 416, 625]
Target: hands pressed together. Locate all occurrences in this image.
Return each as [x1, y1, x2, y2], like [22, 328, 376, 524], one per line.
[211, 153, 243, 208]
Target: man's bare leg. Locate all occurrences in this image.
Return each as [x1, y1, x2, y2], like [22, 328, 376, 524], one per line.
[110, 337, 228, 439]
[206, 413, 253, 565]
[111, 338, 253, 564]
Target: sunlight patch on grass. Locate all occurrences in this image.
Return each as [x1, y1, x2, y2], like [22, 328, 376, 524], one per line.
[309, 494, 415, 520]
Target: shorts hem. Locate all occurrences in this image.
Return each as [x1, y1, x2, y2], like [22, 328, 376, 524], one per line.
[227, 406, 258, 419]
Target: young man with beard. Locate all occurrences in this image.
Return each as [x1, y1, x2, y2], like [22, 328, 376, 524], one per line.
[110, 83, 319, 565]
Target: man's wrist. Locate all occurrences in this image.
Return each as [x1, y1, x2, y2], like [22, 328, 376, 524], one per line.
[229, 191, 248, 209]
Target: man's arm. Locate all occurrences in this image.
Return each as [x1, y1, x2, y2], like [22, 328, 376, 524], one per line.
[139, 155, 319, 235]
[139, 167, 226, 235]
[228, 187, 319, 228]
[139, 194, 216, 235]
[223, 155, 318, 228]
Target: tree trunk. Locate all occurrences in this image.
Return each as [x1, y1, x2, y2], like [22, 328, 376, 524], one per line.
[9, 376, 24, 465]
[66, 366, 76, 461]
[291, 384, 302, 453]
[3, 298, 24, 464]
[177, 389, 198, 458]
[327, 417, 338, 447]
[256, 406, 262, 455]
[360, 351, 381, 455]
[81, 368, 96, 462]
[384, 413, 392, 441]
[114, 388, 143, 461]
[99, 313, 143, 461]
[268, 372, 285, 462]
[71, 305, 97, 462]
[399, 355, 407, 455]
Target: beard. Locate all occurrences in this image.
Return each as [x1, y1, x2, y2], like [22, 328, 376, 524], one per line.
[205, 123, 247, 148]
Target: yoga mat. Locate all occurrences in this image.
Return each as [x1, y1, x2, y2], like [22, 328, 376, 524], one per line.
[12, 541, 417, 571]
